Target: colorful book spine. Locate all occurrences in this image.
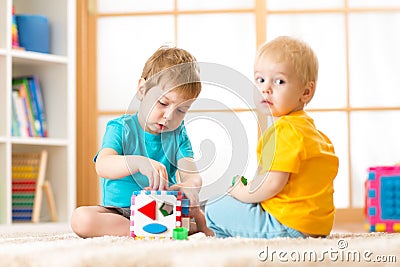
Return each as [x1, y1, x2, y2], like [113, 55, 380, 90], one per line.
[19, 83, 35, 136]
[12, 90, 29, 137]
[30, 76, 48, 137]
[27, 77, 43, 137]
[12, 5, 20, 48]
[11, 96, 20, 136]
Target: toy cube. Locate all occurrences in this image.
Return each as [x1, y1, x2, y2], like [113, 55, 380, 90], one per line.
[130, 190, 190, 239]
[365, 166, 400, 232]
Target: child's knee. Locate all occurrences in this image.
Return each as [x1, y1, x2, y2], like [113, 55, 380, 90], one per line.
[70, 206, 96, 237]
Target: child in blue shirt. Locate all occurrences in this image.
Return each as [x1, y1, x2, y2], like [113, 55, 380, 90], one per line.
[71, 45, 211, 237]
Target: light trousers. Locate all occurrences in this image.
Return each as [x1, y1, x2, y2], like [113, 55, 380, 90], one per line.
[205, 194, 305, 239]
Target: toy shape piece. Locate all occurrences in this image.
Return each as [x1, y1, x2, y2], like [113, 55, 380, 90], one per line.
[159, 201, 174, 216]
[138, 200, 156, 220]
[143, 223, 168, 234]
[182, 198, 190, 216]
[231, 175, 248, 186]
[172, 227, 188, 240]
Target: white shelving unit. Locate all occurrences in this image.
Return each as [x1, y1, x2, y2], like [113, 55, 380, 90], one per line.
[0, 0, 76, 224]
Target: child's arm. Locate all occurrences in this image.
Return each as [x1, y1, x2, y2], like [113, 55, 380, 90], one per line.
[95, 148, 169, 190]
[170, 158, 214, 236]
[172, 157, 202, 202]
[229, 170, 289, 203]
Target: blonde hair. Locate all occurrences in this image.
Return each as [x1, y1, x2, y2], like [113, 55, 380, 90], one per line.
[141, 45, 201, 100]
[255, 36, 318, 87]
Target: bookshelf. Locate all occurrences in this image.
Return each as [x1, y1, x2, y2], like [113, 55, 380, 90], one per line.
[0, 0, 76, 224]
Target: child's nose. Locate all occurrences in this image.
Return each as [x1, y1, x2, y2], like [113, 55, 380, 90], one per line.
[163, 107, 174, 121]
[261, 84, 272, 94]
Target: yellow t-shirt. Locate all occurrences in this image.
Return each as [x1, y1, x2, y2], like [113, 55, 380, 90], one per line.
[258, 110, 339, 236]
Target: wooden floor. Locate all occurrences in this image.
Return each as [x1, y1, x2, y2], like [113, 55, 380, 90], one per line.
[332, 221, 368, 233]
[332, 208, 369, 233]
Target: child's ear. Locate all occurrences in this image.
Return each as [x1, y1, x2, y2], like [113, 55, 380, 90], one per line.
[301, 81, 315, 104]
[136, 78, 146, 101]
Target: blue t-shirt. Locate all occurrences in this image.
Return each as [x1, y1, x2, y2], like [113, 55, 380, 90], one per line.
[95, 113, 194, 207]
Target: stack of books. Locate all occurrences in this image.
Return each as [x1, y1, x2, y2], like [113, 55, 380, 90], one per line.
[11, 76, 48, 137]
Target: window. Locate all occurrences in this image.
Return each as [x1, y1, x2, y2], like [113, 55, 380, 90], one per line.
[92, 0, 400, 208]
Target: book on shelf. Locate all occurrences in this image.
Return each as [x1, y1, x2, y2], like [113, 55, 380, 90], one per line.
[12, 90, 29, 137]
[11, 93, 20, 137]
[11, 76, 48, 137]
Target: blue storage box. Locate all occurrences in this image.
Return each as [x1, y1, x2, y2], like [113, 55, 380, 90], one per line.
[16, 15, 50, 53]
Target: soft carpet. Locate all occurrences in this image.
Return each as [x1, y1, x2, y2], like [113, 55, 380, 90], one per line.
[0, 224, 399, 267]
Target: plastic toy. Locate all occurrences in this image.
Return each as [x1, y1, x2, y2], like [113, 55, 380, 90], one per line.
[12, 150, 57, 222]
[172, 227, 188, 240]
[232, 175, 248, 186]
[365, 166, 400, 232]
[130, 190, 190, 239]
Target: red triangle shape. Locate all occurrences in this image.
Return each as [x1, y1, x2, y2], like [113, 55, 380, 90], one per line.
[138, 200, 156, 220]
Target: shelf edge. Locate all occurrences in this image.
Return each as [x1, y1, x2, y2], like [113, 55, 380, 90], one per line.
[10, 137, 69, 146]
[11, 50, 68, 64]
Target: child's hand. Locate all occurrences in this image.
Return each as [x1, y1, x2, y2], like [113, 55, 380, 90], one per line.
[136, 156, 169, 190]
[229, 171, 289, 203]
[169, 181, 199, 207]
[228, 175, 247, 197]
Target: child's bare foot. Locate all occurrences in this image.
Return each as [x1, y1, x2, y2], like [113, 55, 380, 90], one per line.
[197, 224, 215, 237]
[189, 221, 214, 236]
[188, 221, 198, 235]
[189, 207, 215, 237]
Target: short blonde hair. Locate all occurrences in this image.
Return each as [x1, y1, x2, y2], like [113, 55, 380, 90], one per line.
[255, 36, 318, 87]
[141, 45, 201, 100]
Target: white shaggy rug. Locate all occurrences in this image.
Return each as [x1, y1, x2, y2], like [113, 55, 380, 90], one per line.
[0, 223, 399, 267]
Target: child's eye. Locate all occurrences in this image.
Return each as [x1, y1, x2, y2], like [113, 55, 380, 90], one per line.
[158, 101, 167, 106]
[274, 79, 285, 85]
[255, 77, 265, 84]
[177, 109, 187, 114]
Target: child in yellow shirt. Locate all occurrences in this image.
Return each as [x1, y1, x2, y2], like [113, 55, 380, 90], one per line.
[205, 36, 339, 238]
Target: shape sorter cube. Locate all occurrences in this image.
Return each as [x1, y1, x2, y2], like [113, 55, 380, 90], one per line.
[130, 190, 190, 239]
[366, 166, 400, 233]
